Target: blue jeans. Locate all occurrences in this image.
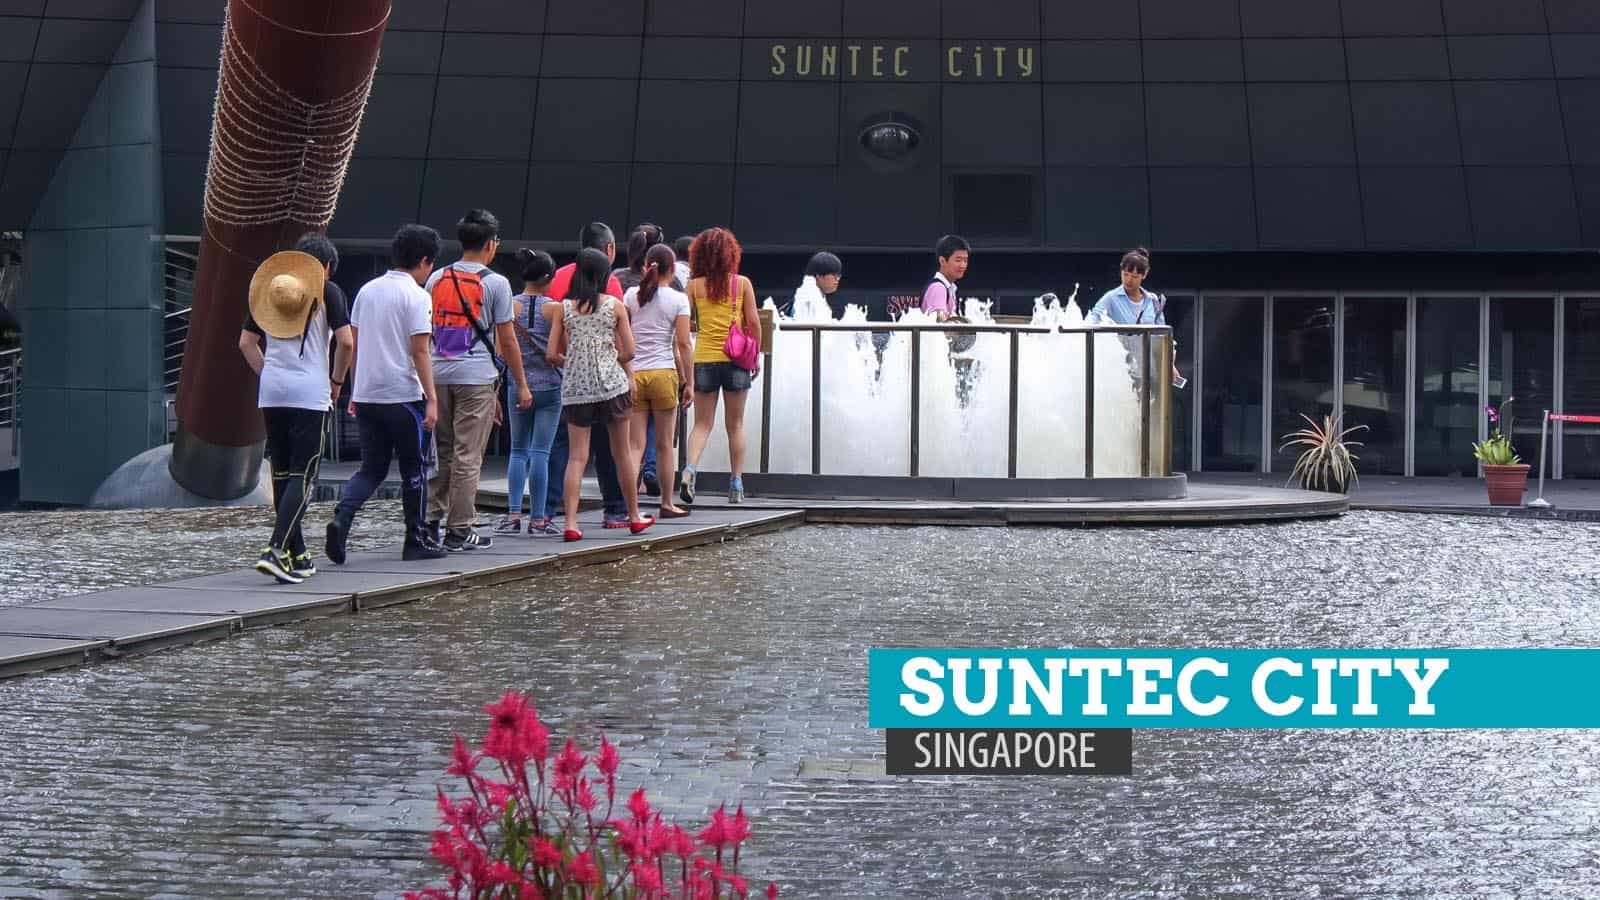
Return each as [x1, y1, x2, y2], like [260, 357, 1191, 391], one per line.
[546, 409, 626, 517]
[505, 386, 562, 519]
[642, 416, 657, 480]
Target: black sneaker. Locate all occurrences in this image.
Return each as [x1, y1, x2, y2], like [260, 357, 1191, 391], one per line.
[254, 547, 303, 585]
[324, 520, 349, 566]
[426, 519, 442, 544]
[642, 471, 660, 496]
[290, 554, 317, 578]
[443, 529, 492, 551]
[403, 538, 448, 561]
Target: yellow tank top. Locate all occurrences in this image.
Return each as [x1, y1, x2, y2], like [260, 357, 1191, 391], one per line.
[692, 277, 741, 364]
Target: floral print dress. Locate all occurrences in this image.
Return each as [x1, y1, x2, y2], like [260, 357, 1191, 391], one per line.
[559, 297, 630, 406]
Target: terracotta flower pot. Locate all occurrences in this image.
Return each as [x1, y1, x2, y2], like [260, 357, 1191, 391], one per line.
[1483, 463, 1530, 506]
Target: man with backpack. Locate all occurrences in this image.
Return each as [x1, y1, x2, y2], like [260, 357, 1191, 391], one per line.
[424, 208, 531, 551]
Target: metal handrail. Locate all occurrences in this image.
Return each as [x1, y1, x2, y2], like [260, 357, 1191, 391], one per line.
[757, 321, 1174, 480]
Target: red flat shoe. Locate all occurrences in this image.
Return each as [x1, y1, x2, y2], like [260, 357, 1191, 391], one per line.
[628, 516, 655, 535]
[563, 529, 583, 542]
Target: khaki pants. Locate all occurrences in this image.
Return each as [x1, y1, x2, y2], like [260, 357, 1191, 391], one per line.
[428, 382, 498, 532]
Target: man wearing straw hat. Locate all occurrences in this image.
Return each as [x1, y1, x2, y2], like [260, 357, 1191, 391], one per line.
[239, 235, 352, 584]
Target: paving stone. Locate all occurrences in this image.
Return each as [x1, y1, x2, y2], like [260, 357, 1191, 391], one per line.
[0, 607, 237, 642]
[35, 586, 354, 625]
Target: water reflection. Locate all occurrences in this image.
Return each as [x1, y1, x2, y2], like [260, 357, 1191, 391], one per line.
[1, 513, 1598, 896]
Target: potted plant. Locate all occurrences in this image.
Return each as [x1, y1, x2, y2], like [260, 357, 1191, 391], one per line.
[1474, 397, 1528, 506]
[1280, 414, 1367, 493]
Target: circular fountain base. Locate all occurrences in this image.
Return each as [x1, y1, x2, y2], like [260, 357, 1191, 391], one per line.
[692, 472, 1188, 502]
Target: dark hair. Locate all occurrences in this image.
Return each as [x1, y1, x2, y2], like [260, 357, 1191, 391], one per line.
[1120, 246, 1151, 274]
[391, 224, 440, 270]
[636, 244, 676, 308]
[935, 234, 970, 261]
[457, 208, 499, 252]
[804, 251, 842, 278]
[689, 227, 742, 301]
[569, 247, 612, 314]
[673, 235, 693, 260]
[579, 221, 615, 253]
[625, 223, 665, 273]
[294, 232, 339, 275]
[516, 247, 556, 290]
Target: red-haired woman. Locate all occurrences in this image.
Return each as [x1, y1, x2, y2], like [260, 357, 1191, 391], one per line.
[679, 227, 761, 505]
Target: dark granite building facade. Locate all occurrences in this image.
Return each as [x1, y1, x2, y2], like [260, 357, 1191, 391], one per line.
[3, 0, 1600, 502]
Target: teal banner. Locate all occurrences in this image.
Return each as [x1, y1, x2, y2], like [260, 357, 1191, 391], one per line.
[867, 649, 1600, 729]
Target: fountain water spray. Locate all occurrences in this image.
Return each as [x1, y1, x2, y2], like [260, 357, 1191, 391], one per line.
[692, 290, 1151, 478]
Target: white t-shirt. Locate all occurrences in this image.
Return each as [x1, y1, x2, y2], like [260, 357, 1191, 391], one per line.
[351, 270, 433, 404]
[248, 281, 351, 411]
[624, 284, 690, 372]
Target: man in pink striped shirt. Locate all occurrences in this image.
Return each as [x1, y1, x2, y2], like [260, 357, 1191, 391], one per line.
[919, 234, 970, 322]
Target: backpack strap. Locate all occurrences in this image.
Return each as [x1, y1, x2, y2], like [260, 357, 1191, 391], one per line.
[446, 265, 506, 377]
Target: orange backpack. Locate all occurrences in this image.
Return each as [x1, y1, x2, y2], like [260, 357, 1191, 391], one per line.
[430, 266, 493, 359]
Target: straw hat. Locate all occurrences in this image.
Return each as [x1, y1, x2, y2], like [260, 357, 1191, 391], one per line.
[248, 250, 325, 339]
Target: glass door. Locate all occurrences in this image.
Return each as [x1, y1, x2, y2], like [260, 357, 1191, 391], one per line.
[1488, 297, 1555, 478]
[1564, 297, 1600, 478]
[1200, 295, 1265, 471]
[1342, 297, 1407, 475]
[1414, 296, 1481, 476]
[1270, 296, 1335, 472]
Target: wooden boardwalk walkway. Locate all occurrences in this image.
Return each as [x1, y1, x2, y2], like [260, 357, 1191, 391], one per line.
[0, 506, 801, 680]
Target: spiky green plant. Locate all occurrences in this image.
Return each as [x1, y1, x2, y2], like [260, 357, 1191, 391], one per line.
[1280, 414, 1366, 493]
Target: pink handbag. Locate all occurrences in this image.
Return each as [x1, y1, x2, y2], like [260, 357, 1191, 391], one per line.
[721, 277, 761, 373]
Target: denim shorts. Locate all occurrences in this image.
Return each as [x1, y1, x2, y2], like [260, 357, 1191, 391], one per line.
[694, 362, 753, 394]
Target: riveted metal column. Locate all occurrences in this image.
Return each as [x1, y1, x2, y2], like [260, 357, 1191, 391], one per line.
[760, 348, 772, 474]
[810, 329, 821, 476]
[1084, 332, 1096, 478]
[910, 329, 922, 477]
[1007, 330, 1020, 478]
[1140, 331, 1152, 477]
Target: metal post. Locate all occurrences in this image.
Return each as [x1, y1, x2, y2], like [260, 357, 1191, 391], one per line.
[1007, 330, 1019, 478]
[760, 350, 772, 474]
[810, 329, 821, 476]
[909, 329, 922, 477]
[1530, 409, 1552, 508]
[1160, 332, 1173, 476]
[1084, 331, 1095, 478]
[1140, 331, 1152, 477]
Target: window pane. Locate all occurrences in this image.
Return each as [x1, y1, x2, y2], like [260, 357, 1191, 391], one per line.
[1165, 294, 1196, 472]
[1563, 297, 1600, 479]
[1270, 297, 1335, 471]
[1201, 295, 1264, 471]
[1343, 298, 1406, 475]
[1414, 297, 1481, 476]
[1488, 297, 1554, 477]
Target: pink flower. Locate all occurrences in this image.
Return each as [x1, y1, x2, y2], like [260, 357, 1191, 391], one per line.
[531, 837, 563, 869]
[767, 881, 780, 899]
[446, 734, 480, 778]
[697, 804, 730, 849]
[566, 850, 601, 885]
[626, 787, 653, 824]
[597, 732, 620, 779]
[631, 861, 664, 894]
[574, 777, 598, 813]
[519, 885, 545, 900]
[555, 737, 587, 781]
[485, 862, 520, 886]
[483, 779, 514, 811]
[729, 874, 749, 897]
[670, 825, 696, 860]
[728, 803, 752, 847]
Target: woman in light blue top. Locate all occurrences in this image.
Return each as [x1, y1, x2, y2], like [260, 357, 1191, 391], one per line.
[1090, 247, 1182, 384]
[497, 248, 565, 537]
